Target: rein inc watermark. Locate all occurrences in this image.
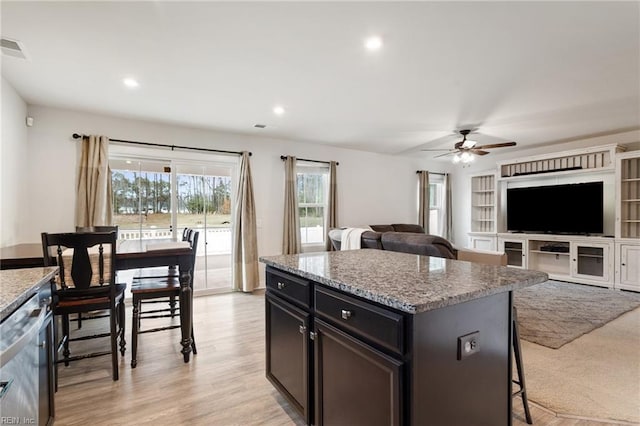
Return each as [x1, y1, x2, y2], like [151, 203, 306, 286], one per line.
[0, 418, 35, 424]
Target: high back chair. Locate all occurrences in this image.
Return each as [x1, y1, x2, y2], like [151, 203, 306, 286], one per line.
[130, 230, 199, 368]
[41, 231, 126, 381]
[72, 226, 120, 328]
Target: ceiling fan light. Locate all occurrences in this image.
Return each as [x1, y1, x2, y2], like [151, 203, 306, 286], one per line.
[460, 152, 473, 163]
[452, 153, 462, 163]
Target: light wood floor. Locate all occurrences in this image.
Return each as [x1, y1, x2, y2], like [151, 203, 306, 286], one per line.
[55, 292, 630, 426]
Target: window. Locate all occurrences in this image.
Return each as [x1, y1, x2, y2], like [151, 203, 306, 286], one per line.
[429, 174, 445, 237]
[297, 163, 329, 245]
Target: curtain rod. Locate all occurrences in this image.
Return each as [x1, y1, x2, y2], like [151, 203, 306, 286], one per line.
[72, 133, 251, 156]
[416, 171, 447, 176]
[280, 155, 339, 166]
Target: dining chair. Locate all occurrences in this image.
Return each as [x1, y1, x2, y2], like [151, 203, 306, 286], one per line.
[130, 230, 199, 368]
[131, 228, 192, 315]
[73, 226, 119, 329]
[41, 231, 126, 382]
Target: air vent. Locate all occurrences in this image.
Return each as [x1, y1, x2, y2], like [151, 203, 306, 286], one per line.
[1, 37, 28, 60]
[254, 124, 266, 129]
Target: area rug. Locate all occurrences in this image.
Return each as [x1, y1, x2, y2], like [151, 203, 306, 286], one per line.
[514, 280, 640, 349]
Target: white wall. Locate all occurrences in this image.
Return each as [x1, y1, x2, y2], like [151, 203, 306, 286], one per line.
[450, 130, 640, 248]
[0, 77, 29, 246]
[21, 105, 442, 260]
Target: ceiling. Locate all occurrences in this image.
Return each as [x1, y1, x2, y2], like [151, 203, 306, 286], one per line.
[2, 1, 639, 157]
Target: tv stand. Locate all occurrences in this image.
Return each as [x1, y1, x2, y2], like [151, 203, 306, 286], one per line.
[497, 233, 614, 288]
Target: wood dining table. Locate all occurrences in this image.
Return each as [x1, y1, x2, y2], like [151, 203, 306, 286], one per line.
[0, 238, 196, 363]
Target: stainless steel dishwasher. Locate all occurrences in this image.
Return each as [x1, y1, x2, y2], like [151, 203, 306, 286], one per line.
[0, 294, 46, 424]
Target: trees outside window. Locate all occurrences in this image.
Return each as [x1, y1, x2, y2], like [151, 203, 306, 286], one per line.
[297, 165, 329, 245]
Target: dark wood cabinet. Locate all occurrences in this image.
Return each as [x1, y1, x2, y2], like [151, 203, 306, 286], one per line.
[265, 265, 513, 426]
[265, 293, 311, 424]
[314, 319, 402, 426]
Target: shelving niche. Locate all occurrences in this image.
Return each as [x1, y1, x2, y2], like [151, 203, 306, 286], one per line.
[471, 174, 496, 233]
[620, 156, 640, 238]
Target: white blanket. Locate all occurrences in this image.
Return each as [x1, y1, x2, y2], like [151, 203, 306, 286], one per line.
[340, 228, 370, 250]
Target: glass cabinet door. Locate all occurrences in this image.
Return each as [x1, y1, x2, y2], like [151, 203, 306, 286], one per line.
[572, 243, 610, 282]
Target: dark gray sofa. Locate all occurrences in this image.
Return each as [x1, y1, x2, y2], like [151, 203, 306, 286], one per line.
[330, 224, 507, 266]
[332, 224, 456, 258]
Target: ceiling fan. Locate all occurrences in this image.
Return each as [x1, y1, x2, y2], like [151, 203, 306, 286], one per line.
[422, 130, 517, 163]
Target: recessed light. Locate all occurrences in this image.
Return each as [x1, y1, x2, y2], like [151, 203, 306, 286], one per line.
[273, 105, 285, 116]
[365, 36, 383, 51]
[123, 77, 139, 88]
[126, 160, 132, 164]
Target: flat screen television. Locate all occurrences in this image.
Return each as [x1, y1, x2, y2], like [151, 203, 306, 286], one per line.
[506, 182, 603, 234]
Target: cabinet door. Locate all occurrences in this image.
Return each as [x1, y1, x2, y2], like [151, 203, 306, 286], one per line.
[265, 293, 311, 423]
[619, 245, 640, 289]
[314, 319, 402, 426]
[39, 314, 54, 426]
[571, 243, 611, 282]
[499, 238, 527, 269]
[469, 235, 497, 251]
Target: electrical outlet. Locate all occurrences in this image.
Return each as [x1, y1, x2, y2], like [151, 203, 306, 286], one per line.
[457, 331, 480, 360]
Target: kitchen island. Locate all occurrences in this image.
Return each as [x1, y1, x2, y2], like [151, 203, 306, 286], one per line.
[260, 249, 548, 426]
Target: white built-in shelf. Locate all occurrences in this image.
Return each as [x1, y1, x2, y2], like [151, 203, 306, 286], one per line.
[619, 154, 639, 239]
[530, 250, 570, 256]
[471, 174, 497, 233]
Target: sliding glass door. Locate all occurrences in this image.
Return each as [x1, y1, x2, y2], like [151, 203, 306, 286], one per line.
[110, 154, 235, 294]
[175, 163, 233, 293]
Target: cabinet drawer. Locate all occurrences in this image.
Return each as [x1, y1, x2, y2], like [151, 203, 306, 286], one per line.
[314, 286, 405, 354]
[266, 267, 311, 308]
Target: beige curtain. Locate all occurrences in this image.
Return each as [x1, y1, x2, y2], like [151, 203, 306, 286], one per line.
[75, 135, 113, 227]
[282, 156, 301, 254]
[232, 152, 259, 292]
[444, 173, 453, 241]
[325, 161, 338, 251]
[418, 170, 430, 233]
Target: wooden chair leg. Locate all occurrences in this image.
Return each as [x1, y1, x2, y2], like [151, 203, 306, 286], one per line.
[131, 298, 140, 368]
[513, 309, 533, 424]
[77, 312, 82, 329]
[118, 300, 126, 356]
[109, 306, 119, 381]
[169, 295, 177, 316]
[62, 314, 70, 366]
[191, 328, 197, 355]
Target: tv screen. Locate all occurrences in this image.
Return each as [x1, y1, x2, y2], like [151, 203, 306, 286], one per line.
[507, 182, 603, 234]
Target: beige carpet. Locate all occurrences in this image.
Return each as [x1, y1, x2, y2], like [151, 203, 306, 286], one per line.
[521, 306, 640, 424]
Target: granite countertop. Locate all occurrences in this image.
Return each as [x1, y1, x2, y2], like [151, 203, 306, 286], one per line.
[260, 250, 548, 314]
[0, 267, 58, 322]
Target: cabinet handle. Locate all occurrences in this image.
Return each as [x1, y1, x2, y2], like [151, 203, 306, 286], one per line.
[299, 325, 306, 334]
[38, 340, 46, 348]
[622, 263, 626, 266]
[277, 282, 286, 290]
[341, 309, 353, 320]
[309, 332, 317, 340]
